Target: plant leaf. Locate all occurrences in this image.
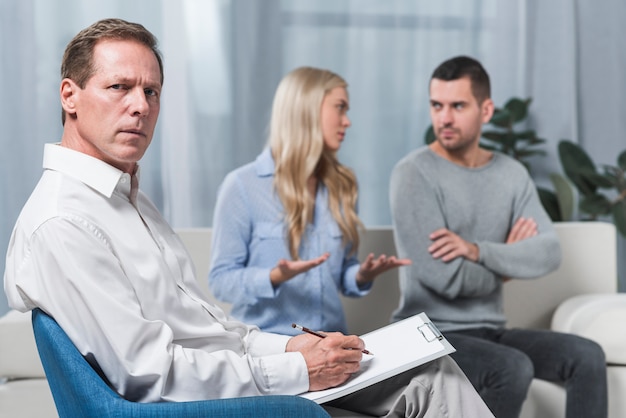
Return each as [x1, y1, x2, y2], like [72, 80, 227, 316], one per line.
[537, 187, 562, 222]
[504, 97, 529, 123]
[558, 140, 598, 196]
[618, 150, 626, 171]
[513, 129, 538, 140]
[579, 194, 612, 216]
[481, 131, 507, 143]
[602, 166, 622, 186]
[578, 169, 616, 189]
[424, 125, 435, 144]
[489, 109, 511, 128]
[612, 199, 626, 237]
[515, 149, 547, 157]
[550, 173, 575, 221]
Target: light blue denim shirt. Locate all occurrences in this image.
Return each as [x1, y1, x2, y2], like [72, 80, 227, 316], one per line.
[209, 149, 370, 335]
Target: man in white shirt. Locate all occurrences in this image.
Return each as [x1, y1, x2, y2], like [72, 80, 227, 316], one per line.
[4, 18, 493, 417]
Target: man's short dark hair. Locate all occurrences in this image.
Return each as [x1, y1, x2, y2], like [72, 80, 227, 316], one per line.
[431, 56, 490, 103]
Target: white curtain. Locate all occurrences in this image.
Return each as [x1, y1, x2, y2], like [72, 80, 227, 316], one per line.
[1, 0, 625, 315]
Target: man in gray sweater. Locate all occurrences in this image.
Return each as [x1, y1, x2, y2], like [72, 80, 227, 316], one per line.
[389, 55, 607, 418]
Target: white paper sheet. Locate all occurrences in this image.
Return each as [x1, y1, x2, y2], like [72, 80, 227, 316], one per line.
[299, 312, 455, 404]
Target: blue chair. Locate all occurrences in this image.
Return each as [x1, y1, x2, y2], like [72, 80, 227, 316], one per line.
[31, 308, 330, 417]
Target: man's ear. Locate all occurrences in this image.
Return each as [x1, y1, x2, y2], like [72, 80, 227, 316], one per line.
[60, 78, 78, 117]
[481, 98, 494, 124]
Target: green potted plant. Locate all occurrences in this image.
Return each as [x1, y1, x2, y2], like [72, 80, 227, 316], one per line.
[544, 140, 626, 237]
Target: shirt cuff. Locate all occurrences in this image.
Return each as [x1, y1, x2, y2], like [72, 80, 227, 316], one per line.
[247, 329, 292, 356]
[260, 351, 309, 395]
[475, 241, 486, 264]
[251, 267, 276, 298]
[248, 331, 309, 395]
[344, 263, 371, 296]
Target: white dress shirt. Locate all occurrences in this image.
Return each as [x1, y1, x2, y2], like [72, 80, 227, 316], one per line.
[4, 143, 309, 402]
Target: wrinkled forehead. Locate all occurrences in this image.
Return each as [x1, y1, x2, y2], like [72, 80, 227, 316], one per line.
[91, 39, 162, 84]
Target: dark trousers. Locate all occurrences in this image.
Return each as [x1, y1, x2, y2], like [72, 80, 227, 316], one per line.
[446, 328, 607, 418]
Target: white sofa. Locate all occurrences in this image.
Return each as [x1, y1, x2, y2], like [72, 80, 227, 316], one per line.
[341, 223, 626, 418]
[1, 222, 624, 418]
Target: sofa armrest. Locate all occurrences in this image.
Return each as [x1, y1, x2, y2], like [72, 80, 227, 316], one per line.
[0, 309, 45, 379]
[551, 293, 626, 365]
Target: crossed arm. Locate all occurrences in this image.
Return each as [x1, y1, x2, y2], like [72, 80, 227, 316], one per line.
[390, 156, 562, 300]
[429, 217, 538, 263]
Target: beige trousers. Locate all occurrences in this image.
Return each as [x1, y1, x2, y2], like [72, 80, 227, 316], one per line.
[325, 356, 494, 418]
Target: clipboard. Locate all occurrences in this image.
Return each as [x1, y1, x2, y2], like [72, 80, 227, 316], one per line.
[299, 312, 455, 404]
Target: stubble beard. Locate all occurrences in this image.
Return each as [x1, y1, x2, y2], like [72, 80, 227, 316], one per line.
[435, 129, 478, 154]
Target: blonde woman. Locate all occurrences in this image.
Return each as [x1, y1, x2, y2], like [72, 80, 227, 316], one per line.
[209, 66, 410, 335]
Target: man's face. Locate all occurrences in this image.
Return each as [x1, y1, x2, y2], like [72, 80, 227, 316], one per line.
[62, 39, 162, 173]
[429, 76, 492, 154]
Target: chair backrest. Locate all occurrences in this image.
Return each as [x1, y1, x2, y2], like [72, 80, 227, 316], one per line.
[31, 308, 129, 417]
[31, 308, 330, 417]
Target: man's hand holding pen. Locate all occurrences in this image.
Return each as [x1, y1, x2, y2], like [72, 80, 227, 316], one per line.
[286, 331, 364, 391]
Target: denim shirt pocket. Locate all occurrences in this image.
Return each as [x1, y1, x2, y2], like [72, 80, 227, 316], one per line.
[251, 221, 289, 262]
[255, 221, 285, 240]
[325, 223, 345, 275]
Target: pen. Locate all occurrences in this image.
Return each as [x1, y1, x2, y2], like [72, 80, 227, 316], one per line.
[291, 323, 373, 355]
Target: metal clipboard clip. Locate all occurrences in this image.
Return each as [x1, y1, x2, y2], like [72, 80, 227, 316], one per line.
[418, 321, 444, 342]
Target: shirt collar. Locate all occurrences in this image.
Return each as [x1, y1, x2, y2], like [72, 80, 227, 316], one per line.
[42, 143, 139, 198]
[254, 148, 275, 177]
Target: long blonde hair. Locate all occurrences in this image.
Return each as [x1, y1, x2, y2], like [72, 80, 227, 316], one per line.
[268, 67, 362, 260]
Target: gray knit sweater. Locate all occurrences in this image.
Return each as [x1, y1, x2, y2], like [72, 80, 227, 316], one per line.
[389, 147, 561, 332]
